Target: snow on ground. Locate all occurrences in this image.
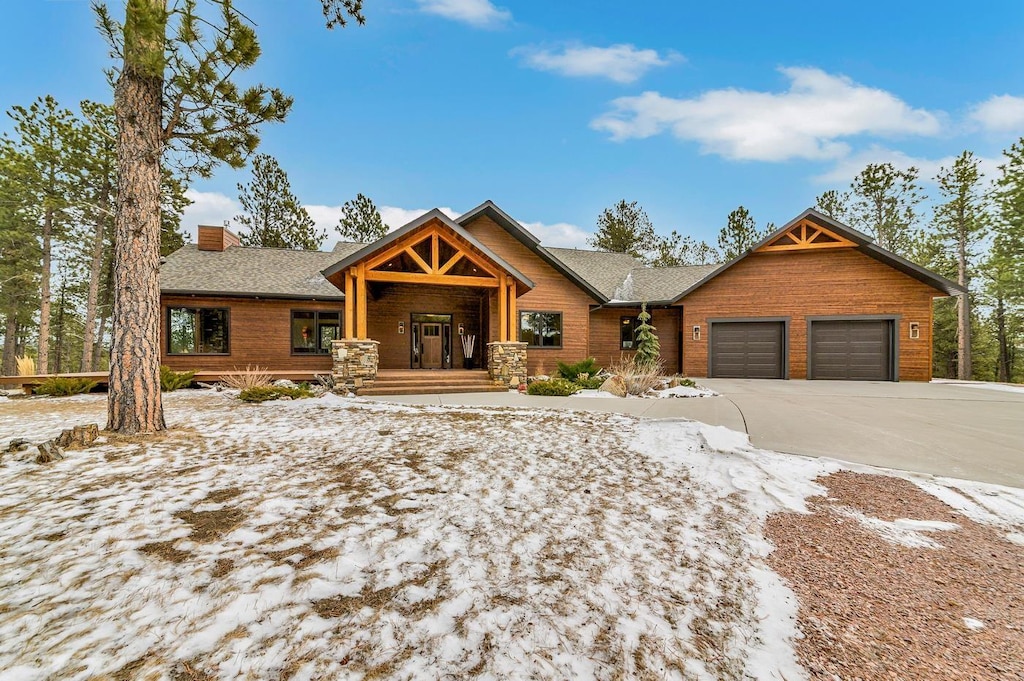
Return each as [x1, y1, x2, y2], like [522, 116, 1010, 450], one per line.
[931, 378, 1024, 394]
[1, 390, 1023, 679]
[651, 385, 718, 399]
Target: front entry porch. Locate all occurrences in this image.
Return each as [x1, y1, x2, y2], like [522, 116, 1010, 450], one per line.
[357, 369, 508, 396]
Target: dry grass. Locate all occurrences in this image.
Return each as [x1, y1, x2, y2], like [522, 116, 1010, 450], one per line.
[15, 355, 35, 377]
[220, 365, 272, 390]
[610, 356, 666, 395]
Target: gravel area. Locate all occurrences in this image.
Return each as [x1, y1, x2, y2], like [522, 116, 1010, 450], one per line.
[766, 471, 1024, 680]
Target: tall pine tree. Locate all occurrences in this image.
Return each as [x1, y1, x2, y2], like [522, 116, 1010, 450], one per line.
[589, 200, 658, 260]
[717, 206, 764, 260]
[988, 139, 1024, 382]
[236, 154, 324, 250]
[336, 193, 388, 242]
[847, 163, 923, 256]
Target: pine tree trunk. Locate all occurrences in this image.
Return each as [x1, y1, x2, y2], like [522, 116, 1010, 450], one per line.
[53, 280, 66, 374]
[38, 208, 52, 374]
[995, 295, 1009, 383]
[2, 315, 16, 378]
[81, 191, 108, 372]
[956, 238, 971, 380]
[93, 313, 108, 370]
[108, 0, 167, 434]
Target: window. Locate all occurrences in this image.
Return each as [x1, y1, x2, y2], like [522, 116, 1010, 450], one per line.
[519, 311, 562, 348]
[620, 316, 639, 350]
[292, 311, 340, 354]
[167, 307, 229, 354]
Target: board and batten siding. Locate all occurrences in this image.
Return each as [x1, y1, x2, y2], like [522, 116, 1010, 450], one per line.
[160, 295, 340, 372]
[588, 307, 681, 374]
[678, 249, 938, 381]
[461, 215, 595, 375]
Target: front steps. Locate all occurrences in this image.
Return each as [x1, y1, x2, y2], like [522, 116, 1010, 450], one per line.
[357, 369, 508, 396]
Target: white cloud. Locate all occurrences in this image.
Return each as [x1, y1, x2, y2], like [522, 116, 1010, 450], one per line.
[179, 190, 241, 242]
[513, 43, 680, 84]
[518, 220, 592, 249]
[306, 204, 461, 239]
[415, 0, 510, 27]
[815, 145, 1003, 186]
[969, 94, 1024, 133]
[591, 67, 943, 162]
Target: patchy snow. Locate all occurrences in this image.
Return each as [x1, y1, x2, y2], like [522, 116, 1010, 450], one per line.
[963, 617, 987, 631]
[931, 379, 1024, 394]
[828, 506, 960, 549]
[572, 389, 619, 399]
[652, 384, 718, 399]
[1, 391, 1023, 679]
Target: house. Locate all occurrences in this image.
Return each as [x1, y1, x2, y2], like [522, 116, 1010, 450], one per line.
[159, 201, 961, 391]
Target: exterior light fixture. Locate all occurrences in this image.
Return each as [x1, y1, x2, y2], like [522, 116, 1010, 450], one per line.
[909, 322, 920, 339]
[692, 325, 701, 341]
[398, 321, 405, 335]
[458, 323, 465, 335]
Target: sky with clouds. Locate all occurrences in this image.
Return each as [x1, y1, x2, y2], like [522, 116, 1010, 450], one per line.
[2, 0, 1023, 249]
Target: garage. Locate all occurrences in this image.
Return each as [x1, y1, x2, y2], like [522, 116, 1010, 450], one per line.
[709, 321, 786, 379]
[809, 319, 894, 381]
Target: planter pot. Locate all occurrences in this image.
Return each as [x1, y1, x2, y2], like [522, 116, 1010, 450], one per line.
[463, 357, 474, 370]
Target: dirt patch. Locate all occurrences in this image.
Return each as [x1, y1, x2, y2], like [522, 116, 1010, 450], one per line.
[204, 487, 241, 504]
[767, 472, 1024, 680]
[175, 507, 245, 543]
[139, 540, 192, 564]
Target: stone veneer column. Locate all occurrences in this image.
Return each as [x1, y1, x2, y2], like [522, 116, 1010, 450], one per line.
[487, 341, 528, 389]
[331, 339, 380, 393]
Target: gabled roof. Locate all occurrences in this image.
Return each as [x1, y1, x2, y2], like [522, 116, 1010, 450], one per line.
[457, 201, 609, 302]
[665, 208, 964, 302]
[321, 208, 534, 289]
[160, 244, 356, 300]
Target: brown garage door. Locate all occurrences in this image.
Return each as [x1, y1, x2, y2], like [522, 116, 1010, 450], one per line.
[810, 319, 893, 381]
[710, 321, 785, 378]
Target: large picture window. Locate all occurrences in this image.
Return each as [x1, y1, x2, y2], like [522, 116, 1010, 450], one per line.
[292, 310, 340, 354]
[519, 311, 562, 348]
[167, 307, 229, 354]
[620, 316, 639, 350]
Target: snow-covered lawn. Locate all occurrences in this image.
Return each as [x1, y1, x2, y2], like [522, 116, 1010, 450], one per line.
[1, 391, 1022, 680]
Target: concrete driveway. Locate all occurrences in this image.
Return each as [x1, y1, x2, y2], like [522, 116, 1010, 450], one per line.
[370, 380, 1024, 487]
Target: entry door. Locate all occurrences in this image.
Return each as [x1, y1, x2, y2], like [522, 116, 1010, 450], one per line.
[420, 323, 443, 368]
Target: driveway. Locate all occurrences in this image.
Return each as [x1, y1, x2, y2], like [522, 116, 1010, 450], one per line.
[370, 380, 1024, 487]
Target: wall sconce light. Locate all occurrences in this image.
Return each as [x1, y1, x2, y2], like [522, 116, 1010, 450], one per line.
[692, 325, 701, 341]
[909, 322, 920, 339]
[458, 323, 465, 335]
[398, 321, 405, 335]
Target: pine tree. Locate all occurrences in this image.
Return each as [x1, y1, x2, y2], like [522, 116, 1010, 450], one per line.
[93, 0, 366, 433]
[337, 193, 389, 242]
[649, 231, 720, 267]
[988, 139, 1024, 382]
[634, 303, 660, 369]
[236, 154, 324, 250]
[717, 206, 764, 260]
[589, 200, 658, 260]
[847, 163, 923, 256]
[933, 152, 988, 380]
[814, 190, 850, 222]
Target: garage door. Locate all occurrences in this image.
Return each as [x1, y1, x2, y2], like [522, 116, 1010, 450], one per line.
[710, 321, 785, 378]
[810, 319, 893, 381]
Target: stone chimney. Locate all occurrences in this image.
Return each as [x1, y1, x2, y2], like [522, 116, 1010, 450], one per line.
[197, 224, 241, 252]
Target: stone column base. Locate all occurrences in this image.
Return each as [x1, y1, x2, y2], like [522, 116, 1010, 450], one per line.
[487, 341, 528, 389]
[331, 339, 380, 393]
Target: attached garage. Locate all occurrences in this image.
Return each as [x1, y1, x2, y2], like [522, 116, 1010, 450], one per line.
[808, 318, 895, 381]
[709, 320, 786, 379]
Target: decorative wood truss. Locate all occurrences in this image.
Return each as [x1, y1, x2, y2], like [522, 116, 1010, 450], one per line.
[756, 219, 857, 253]
[340, 220, 525, 342]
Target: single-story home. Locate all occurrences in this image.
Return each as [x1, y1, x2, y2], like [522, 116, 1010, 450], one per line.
[159, 201, 961, 391]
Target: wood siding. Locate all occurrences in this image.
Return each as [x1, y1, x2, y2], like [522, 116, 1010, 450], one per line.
[160, 295, 340, 372]
[462, 215, 596, 374]
[677, 249, 939, 381]
[197, 225, 240, 252]
[589, 307, 682, 374]
[364, 283, 487, 369]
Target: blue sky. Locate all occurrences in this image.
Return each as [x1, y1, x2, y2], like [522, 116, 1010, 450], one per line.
[3, 0, 1024, 248]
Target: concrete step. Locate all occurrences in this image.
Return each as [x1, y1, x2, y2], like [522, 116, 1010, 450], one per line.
[358, 384, 508, 396]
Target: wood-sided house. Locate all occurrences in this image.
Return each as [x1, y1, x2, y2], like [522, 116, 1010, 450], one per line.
[159, 201, 961, 390]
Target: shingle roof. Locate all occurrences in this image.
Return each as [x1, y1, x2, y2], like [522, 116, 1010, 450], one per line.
[542, 248, 717, 303]
[542, 248, 639, 299]
[159, 243, 364, 299]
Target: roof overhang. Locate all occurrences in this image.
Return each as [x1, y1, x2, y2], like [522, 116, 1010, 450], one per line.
[162, 289, 345, 301]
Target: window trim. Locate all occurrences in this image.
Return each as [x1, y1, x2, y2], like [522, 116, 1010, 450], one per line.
[518, 310, 563, 349]
[290, 309, 342, 356]
[166, 306, 231, 356]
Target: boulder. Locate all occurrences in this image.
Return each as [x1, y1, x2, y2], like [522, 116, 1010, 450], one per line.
[599, 375, 628, 398]
[272, 379, 297, 388]
[36, 441, 64, 464]
[6, 438, 31, 453]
